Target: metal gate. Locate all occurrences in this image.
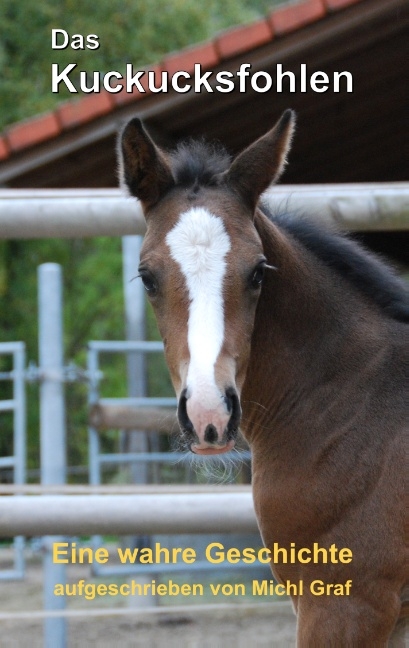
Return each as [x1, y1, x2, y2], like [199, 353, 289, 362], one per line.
[0, 341, 26, 580]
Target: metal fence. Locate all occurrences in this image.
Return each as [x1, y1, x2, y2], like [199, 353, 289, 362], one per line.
[0, 183, 408, 239]
[0, 185, 407, 648]
[0, 341, 26, 580]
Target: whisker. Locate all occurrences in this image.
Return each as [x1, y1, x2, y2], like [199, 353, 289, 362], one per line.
[168, 429, 249, 483]
[241, 417, 272, 433]
[243, 400, 268, 413]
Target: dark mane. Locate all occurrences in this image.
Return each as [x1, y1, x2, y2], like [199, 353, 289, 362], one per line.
[263, 206, 409, 323]
[169, 139, 231, 188]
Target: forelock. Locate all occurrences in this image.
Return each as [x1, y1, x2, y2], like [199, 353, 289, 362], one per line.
[169, 139, 231, 189]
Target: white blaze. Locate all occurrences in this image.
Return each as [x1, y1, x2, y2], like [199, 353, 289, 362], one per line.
[166, 207, 231, 408]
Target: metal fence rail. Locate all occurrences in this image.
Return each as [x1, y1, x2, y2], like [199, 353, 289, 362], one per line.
[0, 493, 258, 536]
[0, 184, 408, 239]
[0, 484, 251, 494]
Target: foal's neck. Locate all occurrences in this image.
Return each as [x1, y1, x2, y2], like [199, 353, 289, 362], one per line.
[241, 210, 391, 452]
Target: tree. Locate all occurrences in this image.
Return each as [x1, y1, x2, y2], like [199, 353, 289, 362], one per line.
[0, 0, 279, 130]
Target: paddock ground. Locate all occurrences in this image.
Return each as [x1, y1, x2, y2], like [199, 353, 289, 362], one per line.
[0, 549, 297, 647]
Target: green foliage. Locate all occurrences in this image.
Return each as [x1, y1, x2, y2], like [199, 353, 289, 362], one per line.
[0, 0, 282, 130]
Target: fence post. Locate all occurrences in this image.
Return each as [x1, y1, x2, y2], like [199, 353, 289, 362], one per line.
[38, 263, 67, 648]
[122, 236, 156, 607]
[122, 235, 148, 482]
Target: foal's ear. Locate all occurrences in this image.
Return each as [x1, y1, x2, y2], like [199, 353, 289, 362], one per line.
[119, 118, 174, 211]
[225, 109, 295, 210]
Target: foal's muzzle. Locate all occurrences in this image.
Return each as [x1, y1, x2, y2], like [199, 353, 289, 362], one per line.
[177, 386, 241, 455]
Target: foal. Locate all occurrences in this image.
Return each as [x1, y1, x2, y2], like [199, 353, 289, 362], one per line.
[119, 111, 408, 646]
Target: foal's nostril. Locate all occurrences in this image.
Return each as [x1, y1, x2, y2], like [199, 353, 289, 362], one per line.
[225, 387, 241, 434]
[204, 424, 218, 444]
[178, 389, 193, 434]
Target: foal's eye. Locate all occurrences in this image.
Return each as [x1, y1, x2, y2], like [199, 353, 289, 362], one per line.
[249, 262, 266, 290]
[138, 270, 158, 296]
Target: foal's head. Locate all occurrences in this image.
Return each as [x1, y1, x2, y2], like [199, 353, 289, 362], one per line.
[119, 111, 295, 454]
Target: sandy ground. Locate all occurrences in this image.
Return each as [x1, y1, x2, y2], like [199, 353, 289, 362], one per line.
[0, 548, 297, 647]
[1, 609, 297, 648]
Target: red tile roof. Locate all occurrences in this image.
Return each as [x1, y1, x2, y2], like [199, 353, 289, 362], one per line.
[215, 18, 273, 60]
[0, 137, 10, 161]
[6, 112, 61, 153]
[113, 64, 163, 106]
[270, 0, 326, 35]
[0, 0, 366, 160]
[57, 91, 114, 129]
[164, 43, 219, 76]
